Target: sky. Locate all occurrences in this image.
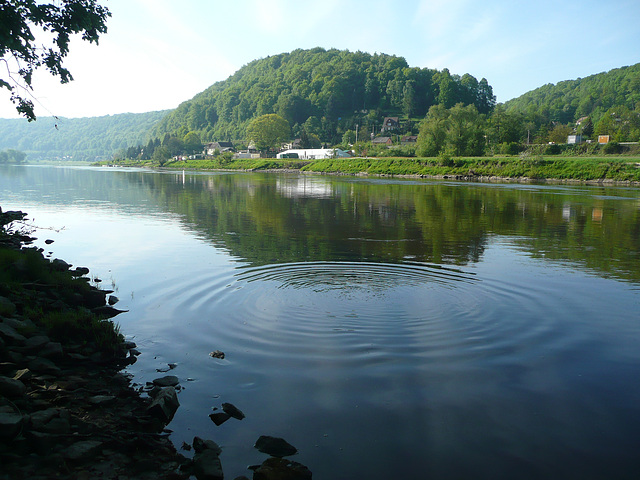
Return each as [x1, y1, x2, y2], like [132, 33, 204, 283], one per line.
[1, 0, 639, 120]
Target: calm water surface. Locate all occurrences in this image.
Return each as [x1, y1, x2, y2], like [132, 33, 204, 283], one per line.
[2, 165, 640, 479]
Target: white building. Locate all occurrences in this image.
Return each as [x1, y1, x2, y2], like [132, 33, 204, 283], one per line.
[276, 148, 352, 160]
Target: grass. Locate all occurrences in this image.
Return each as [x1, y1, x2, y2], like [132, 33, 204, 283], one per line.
[1, 228, 124, 355]
[97, 154, 640, 182]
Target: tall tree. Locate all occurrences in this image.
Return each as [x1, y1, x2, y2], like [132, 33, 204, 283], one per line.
[246, 114, 290, 152]
[0, 0, 111, 120]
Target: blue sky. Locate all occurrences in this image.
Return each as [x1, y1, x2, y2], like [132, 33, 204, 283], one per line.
[2, 0, 639, 119]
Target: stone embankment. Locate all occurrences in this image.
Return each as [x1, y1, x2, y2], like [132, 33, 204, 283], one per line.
[0, 208, 312, 480]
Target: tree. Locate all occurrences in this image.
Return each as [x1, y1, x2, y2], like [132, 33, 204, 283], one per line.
[417, 104, 449, 156]
[1, 0, 111, 121]
[246, 114, 290, 152]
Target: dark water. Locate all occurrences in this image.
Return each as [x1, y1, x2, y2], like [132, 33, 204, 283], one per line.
[2, 165, 640, 479]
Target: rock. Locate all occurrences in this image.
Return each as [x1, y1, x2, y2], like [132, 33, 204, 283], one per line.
[0, 375, 26, 398]
[24, 335, 51, 351]
[209, 350, 225, 359]
[147, 386, 180, 423]
[209, 412, 230, 426]
[254, 436, 298, 458]
[51, 258, 71, 271]
[0, 323, 27, 344]
[193, 436, 222, 455]
[45, 239, 54, 244]
[92, 305, 128, 318]
[13, 368, 32, 382]
[63, 440, 103, 461]
[252, 457, 312, 480]
[108, 295, 119, 305]
[29, 408, 71, 434]
[71, 266, 90, 276]
[152, 375, 180, 387]
[122, 340, 137, 349]
[0, 409, 24, 440]
[28, 357, 61, 375]
[88, 395, 117, 406]
[40, 341, 64, 358]
[0, 296, 17, 316]
[193, 448, 224, 480]
[221, 402, 245, 420]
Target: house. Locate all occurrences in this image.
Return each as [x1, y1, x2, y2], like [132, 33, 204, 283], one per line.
[400, 135, 418, 145]
[381, 117, 400, 132]
[372, 136, 393, 146]
[276, 148, 352, 160]
[283, 138, 302, 150]
[567, 135, 583, 144]
[598, 135, 610, 144]
[204, 142, 235, 155]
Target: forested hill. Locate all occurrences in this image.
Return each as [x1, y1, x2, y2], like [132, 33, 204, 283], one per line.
[504, 63, 640, 126]
[0, 111, 168, 161]
[152, 47, 495, 144]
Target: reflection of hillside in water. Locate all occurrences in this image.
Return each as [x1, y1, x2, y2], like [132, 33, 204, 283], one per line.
[131, 171, 640, 284]
[3, 166, 639, 283]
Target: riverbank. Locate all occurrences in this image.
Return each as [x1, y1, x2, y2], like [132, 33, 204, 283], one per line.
[1, 208, 313, 480]
[0, 209, 192, 479]
[100, 155, 640, 184]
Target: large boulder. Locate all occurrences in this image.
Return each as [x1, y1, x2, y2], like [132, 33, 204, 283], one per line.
[254, 436, 298, 457]
[147, 386, 180, 423]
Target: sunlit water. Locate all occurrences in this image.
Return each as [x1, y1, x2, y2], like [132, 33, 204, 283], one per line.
[2, 165, 640, 479]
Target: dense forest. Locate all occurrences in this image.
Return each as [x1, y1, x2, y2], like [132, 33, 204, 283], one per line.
[152, 48, 496, 145]
[504, 63, 640, 142]
[0, 111, 167, 161]
[1, 49, 638, 162]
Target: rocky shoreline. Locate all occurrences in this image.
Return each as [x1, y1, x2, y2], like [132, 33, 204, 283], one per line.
[0, 209, 312, 480]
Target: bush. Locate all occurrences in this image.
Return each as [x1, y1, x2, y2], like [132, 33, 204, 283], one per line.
[603, 141, 622, 154]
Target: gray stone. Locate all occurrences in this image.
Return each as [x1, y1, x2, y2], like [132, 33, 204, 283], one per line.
[221, 402, 245, 420]
[252, 457, 311, 480]
[0, 410, 24, 440]
[0, 375, 26, 398]
[108, 295, 119, 305]
[209, 412, 230, 426]
[30, 408, 70, 434]
[51, 258, 71, 271]
[0, 323, 26, 343]
[209, 350, 225, 359]
[24, 335, 50, 349]
[152, 375, 179, 387]
[0, 296, 17, 316]
[193, 449, 224, 480]
[40, 341, 64, 358]
[193, 436, 222, 455]
[147, 386, 180, 423]
[254, 436, 298, 457]
[88, 395, 117, 406]
[13, 368, 32, 381]
[63, 440, 103, 460]
[28, 357, 61, 375]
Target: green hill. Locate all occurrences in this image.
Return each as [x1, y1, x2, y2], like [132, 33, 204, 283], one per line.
[0, 111, 168, 161]
[504, 63, 640, 128]
[151, 47, 496, 145]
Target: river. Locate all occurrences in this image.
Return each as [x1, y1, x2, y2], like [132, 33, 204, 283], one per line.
[2, 165, 639, 479]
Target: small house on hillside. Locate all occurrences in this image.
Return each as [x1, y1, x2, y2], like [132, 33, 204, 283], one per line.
[205, 142, 235, 155]
[381, 117, 400, 132]
[598, 135, 610, 144]
[372, 136, 393, 146]
[567, 135, 583, 144]
[401, 135, 418, 145]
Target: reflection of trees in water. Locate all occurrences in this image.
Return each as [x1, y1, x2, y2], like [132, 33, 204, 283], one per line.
[128, 172, 640, 283]
[4, 165, 638, 282]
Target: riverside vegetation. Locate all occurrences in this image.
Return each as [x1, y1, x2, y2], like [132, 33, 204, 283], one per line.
[0, 208, 313, 479]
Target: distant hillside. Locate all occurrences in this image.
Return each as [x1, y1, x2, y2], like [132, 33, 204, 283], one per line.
[504, 63, 640, 125]
[152, 47, 495, 144]
[0, 111, 168, 161]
